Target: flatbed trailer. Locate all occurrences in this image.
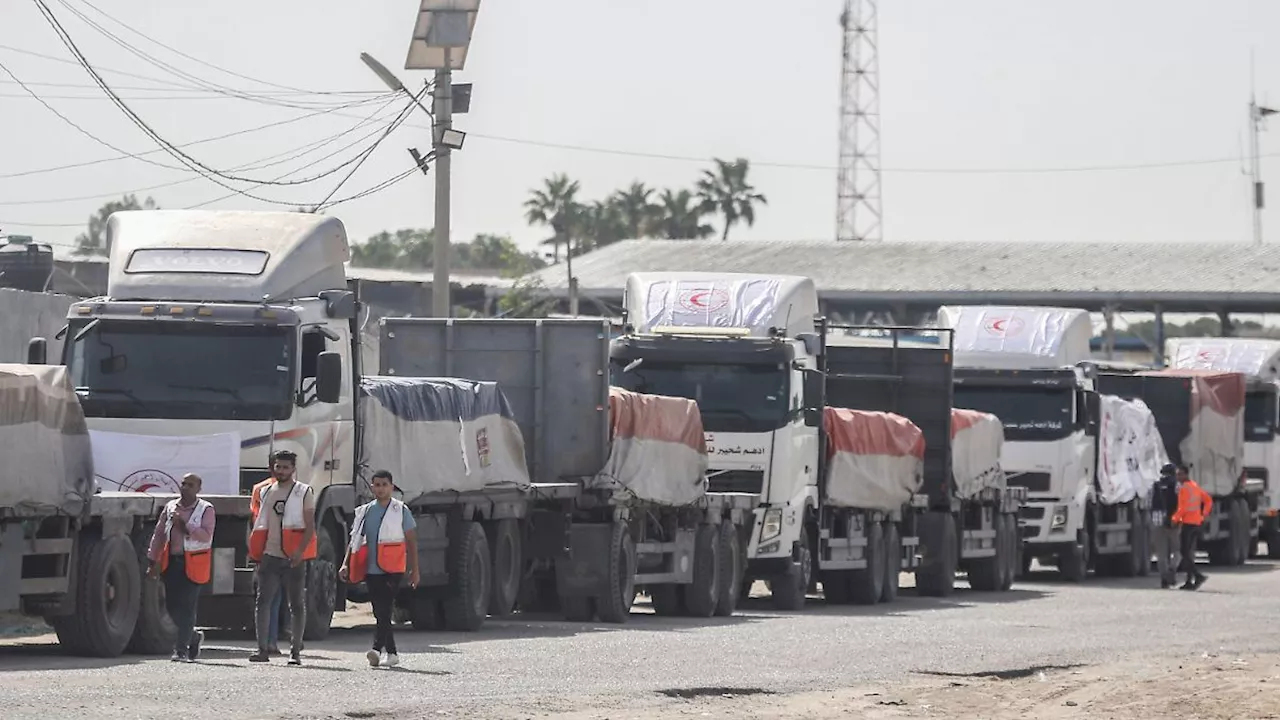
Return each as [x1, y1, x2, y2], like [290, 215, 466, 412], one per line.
[379, 317, 760, 624]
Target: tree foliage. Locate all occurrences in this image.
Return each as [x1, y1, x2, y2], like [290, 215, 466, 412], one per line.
[74, 195, 158, 257]
[522, 158, 765, 261]
[349, 229, 545, 274]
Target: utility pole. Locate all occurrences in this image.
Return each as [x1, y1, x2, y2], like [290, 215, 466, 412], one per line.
[433, 52, 453, 317]
[1249, 95, 1277, 245]
[835, 0, 883, 242]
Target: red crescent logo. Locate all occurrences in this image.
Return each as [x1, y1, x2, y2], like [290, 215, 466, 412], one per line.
[678, 288, 730, 313]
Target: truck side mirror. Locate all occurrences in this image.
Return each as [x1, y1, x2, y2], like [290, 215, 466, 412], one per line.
[803, 406, 823, 427]
[315, 351, 343, 404]
[27, 337, 47, 365]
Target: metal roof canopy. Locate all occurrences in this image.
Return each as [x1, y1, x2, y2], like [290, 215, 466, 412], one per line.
[507, 240, 1280, 314]
[405, 0, 481, 71]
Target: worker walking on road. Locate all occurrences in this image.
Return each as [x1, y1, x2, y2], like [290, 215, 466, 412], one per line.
[250, 473, 285, 655]
[1173, 464, 1213, 591]
[340, 470, 420, 668]
[248, 450, 317, 665]
[1150, 463, 1182, 589]
[146, 473, 215, 662]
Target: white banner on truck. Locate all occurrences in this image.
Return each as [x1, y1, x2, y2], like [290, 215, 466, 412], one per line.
[90, 430, 240, 496]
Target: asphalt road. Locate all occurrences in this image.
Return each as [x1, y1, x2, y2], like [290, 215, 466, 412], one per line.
[1, 562, 1276, 720]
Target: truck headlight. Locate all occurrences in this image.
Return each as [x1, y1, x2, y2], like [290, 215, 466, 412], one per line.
[1051, 505, 1068, 529]
[760, 508, 783, 542]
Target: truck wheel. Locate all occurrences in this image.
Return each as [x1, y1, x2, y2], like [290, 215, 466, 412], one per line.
[486, 519, 523, 618]
[649, 585, 686, 616]
[713, 520, 743, 617]
[596, 521, 638, 624]
[1058, 530, 1089, 582]
[409, 591, 444, 631]
[303, 525, 338, 641]
[998, 514, 1017, 591]
[849, 521, 885, 604]
[442, 521, 492, 631]
[916, 511, 957, 597]
[126, 532, 176, 655]
[53, 534, 141, 658]
[682, 524, 720, 618]
[770, 532, 810, 611]
[881, 521, 901, 603]
[968, 514, 1002, 592]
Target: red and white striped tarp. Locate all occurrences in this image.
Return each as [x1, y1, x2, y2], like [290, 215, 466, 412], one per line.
[823, 407, 925, 511]
[591, 387, 709, 506]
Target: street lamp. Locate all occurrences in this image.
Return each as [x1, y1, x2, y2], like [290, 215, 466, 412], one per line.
[406, 0, 481, 318]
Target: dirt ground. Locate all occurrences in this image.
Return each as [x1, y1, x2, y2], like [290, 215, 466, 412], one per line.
[466, 652, 1280, 720]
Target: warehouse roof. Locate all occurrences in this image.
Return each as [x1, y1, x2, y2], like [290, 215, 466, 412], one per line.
[516, 240, 1280, 312]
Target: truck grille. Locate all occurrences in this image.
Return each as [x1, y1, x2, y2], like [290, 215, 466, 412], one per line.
[708, 470, 764, 495]
[1006, 471, 1051, 494]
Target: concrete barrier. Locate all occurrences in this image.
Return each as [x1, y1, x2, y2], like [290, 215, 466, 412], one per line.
[0, 288, 73, 364]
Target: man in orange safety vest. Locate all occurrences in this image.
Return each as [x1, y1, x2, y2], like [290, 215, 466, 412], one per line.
[1173, 464, 1213, 591]
[248, 450, 316, 665]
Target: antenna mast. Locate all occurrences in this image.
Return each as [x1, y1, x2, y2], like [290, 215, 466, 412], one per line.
[836, 0, 883, 242]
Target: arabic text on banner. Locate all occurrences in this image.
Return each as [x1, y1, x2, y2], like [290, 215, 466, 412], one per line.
[89, 430, 240, 496]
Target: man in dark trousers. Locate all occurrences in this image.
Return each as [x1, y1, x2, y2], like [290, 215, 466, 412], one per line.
[146, 473, 215, 662]
[1173, 464, 1213, 591]
[1149, 463, 1181, 589]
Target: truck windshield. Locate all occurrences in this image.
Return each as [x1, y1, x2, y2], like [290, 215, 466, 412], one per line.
[612, 360, 788, 433]
[66, 320, 293, 421]
[954, 386, 1075, 441]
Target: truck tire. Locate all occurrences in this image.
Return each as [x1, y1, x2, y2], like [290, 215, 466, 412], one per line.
[683, 524, 720, 617]
[1058, 530, 1089, 582]
[442, 521, 491, 631]
[881, 521, 901, 603]
[849, 521, 884, 604]
[968, 515, 1002, 592]
[916, 511, 957, 598]
[1232, 498, 1251, 566]
[713, 520, 742, 617]
[52, 534, 141, 658]
[999, 514, 1017, 591]
[770, 532, 810, 611]
[126, 532, 176, 655]
[303, 525, 339, 641]
[485, 519, 523, 618]
[596, 521, 638, 624]
[409, 591, 444, 631]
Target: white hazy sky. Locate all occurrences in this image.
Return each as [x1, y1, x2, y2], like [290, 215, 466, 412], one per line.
[1, 0, 1278, 257]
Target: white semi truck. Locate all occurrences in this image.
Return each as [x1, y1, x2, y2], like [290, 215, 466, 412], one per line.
[938, 306, 1165, 581]
[608, 273, 1024, 609]
[1165, 338, 1280, 558]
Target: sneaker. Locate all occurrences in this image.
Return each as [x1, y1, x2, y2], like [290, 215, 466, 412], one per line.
[171, 651, 183, 662]
[366, 650, 381, 667]
[288, 652, 302, 666]
[384, 653, 400, 668]
[1179, 582, 1195, 591]
[188, 631, 204, 661]
[248, 652, 270, 663]
[1193, 575, 1208, 590]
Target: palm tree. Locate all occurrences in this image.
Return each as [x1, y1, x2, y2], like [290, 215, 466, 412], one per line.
[695, 157, 768, 241]
[655, 189, 714, 239]
[581, 199, 628, 250]
[610, 181, 659, 239]
[523, 174, 582, 263]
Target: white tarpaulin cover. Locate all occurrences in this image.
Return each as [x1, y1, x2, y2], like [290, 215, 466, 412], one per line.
[823, 407, 925, 511]
[938, 305, 1093, 369]
[359, 376, 530, 499]
[0, 364, 94, 515]
[1151, 371, 1245, 497]
[951, 409, 1006, 499]
[90, 429, 239, 496]
[1097, 396, 1168, 505]
[625, 272, 819, 338]
[592, 387, 708, 506]
[1166, 338, 1280, 382]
